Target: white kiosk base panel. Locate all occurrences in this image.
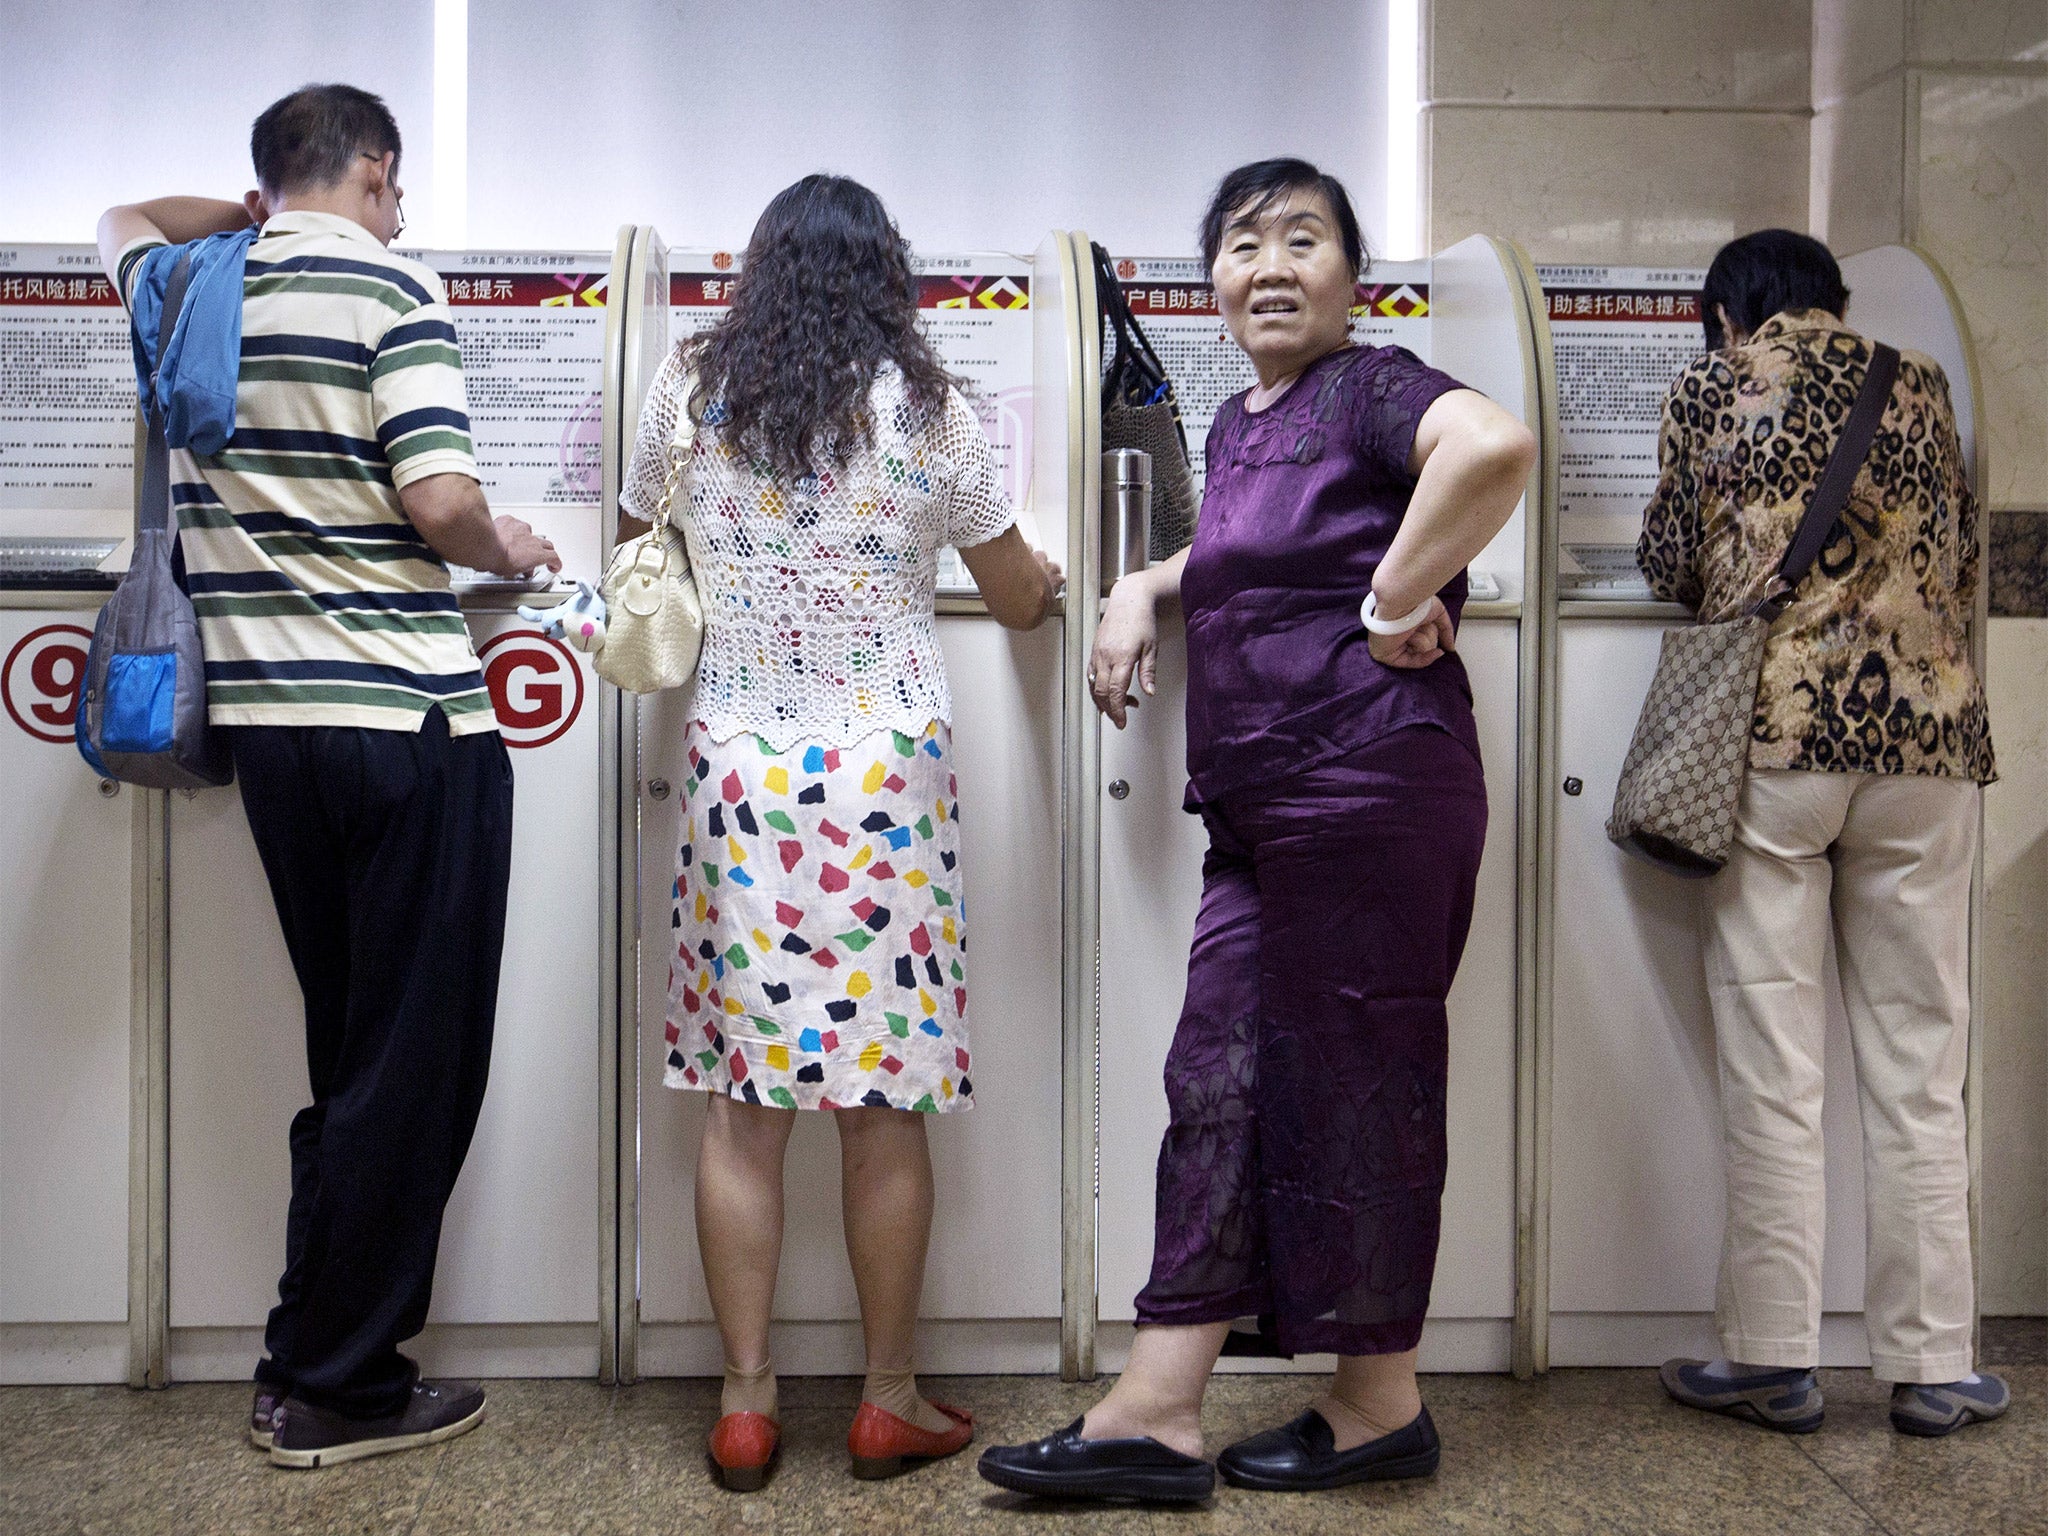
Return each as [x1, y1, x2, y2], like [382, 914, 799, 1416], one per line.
[632, 619, 1067, 1375]
[0, 610, 132, 1384]
[163, 616, 605, 1380]
[1095, 620, 1521, 1374]
[1093, 1319, 1517, 1377]
[1980, 619, 2048, 1314]
[1548, 619, 1871, 1367]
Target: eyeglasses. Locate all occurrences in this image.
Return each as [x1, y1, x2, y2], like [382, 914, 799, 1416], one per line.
[359, 151, 405, 236]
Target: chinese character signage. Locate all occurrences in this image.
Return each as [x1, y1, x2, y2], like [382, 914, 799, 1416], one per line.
[1536, 265, 1707, 595]
[1105, 256, 1431, 496]
[399, 248, 610, 506]
[0, 245, 135, 514]
[668, 251, 1034, 596]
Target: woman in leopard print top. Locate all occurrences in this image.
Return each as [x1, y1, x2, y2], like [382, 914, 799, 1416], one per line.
[1637, 276, 1991, 782]
[1641, 229, 2006, 1440]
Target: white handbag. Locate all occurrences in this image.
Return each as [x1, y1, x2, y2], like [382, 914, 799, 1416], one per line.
[594, 380, 705, 694]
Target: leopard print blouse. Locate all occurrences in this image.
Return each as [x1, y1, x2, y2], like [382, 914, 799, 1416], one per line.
[1637, 310, 1993, 783]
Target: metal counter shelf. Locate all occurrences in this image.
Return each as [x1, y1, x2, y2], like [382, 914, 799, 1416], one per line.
[0, 579, 117, 610]
[1558, 600, 1687, 621]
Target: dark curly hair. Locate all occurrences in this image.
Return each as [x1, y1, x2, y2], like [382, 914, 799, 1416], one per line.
[685, 175, 954, 481]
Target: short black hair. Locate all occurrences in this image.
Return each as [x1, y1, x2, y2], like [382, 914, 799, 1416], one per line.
[1698, 229, 1849, 351]
[1199, 158, 1368, 277]
[250, 84, 402, 197]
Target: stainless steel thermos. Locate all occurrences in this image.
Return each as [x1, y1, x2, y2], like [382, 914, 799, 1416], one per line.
[1101, 448, 1152, 593]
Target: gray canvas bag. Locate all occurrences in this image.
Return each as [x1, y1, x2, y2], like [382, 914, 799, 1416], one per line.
[1606, 341, 1897, 877]
[76, 250, 233, 789]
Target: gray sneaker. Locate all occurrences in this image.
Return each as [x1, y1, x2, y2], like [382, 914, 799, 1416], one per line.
[269, 1380, 486, 1469]
[1889, 1374, 2010, 1437]
[1659, 1359, 1824, 1433]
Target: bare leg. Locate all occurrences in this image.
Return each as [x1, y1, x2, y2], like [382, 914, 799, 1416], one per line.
[1317, 1348, 1424, 1449]
[1078, 1322, 1231, 1459]
[835, 1106, 952, 1434]
[695, 1093, 797, 1419]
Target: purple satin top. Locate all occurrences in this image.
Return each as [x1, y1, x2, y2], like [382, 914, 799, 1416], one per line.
[1181, 343, 1481, 808]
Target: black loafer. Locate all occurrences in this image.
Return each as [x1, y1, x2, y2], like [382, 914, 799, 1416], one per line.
[977, 1417, 1215, 1503]
[1216, 1406, 1440, 1492]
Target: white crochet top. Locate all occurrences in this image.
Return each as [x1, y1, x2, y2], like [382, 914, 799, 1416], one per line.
[621, 346, 1015, 750]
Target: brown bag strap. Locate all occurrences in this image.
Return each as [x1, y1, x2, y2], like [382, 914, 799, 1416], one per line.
[1753, 341, 1898, 621]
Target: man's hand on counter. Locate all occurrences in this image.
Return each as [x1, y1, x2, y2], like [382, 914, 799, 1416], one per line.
[491, 515, 563, 579]
[399, 472, 561, 579]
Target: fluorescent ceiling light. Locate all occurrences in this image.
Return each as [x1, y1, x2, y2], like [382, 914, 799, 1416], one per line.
[1385, 0, 1420, 260]
[433, 0, 468, 249]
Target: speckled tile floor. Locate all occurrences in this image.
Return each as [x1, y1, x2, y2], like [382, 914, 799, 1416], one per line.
[3, 1325, 2043, 1536]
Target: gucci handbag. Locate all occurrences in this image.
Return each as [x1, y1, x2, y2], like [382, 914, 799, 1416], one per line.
[1607, 342, 1897, 877]
[594, 378, 704, 694]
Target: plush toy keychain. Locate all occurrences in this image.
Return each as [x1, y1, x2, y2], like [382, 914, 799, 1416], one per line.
[519, 581, 608, 654]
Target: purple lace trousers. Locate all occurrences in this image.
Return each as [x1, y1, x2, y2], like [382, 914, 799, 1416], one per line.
[1133, 725, 1487, 1357]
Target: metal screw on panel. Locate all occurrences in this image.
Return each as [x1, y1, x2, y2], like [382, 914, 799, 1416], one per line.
[647, 777, 672, 802]
[1107, 779, 1130, 801]
[1563, 777, 1583, 796]
[97, 778, 120, 799]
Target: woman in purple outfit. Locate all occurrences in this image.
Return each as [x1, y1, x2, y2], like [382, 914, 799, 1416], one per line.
[980, 159, 1534, 1501]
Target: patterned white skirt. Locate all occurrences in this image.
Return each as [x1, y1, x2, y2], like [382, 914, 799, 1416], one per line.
[662, 718, 973, 1113]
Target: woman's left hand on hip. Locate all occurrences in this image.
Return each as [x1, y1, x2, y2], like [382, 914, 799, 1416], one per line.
[1367, 598, 1456, 668]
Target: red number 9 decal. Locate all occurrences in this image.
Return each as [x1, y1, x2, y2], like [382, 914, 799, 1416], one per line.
[4, 624, 94, 745]
[30, 644, 85, 728]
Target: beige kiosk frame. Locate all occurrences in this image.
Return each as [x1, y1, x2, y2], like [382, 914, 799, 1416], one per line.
[1, 236, 1983, 1392]
[596, 227, 1553, 1382]
[1528, 245, 1988, 1371]
[601, 227, 1080, 1383]
[1077, 235, 1553, 1379]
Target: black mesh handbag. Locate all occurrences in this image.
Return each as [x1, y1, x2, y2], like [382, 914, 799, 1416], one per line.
[1092, 243, 1198, 560]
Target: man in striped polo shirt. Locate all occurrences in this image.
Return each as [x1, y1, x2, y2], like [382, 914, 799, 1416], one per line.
[98, 84, 559, 1468]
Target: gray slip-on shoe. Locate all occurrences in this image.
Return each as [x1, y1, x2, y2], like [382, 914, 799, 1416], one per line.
[268, 1380, 486, 1469]
[1659, 1359, 1824, 1433]
[1890, 1373, 2010, 1437]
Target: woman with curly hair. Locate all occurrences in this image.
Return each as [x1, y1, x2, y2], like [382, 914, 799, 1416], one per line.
[615, 174, 1060, 1490]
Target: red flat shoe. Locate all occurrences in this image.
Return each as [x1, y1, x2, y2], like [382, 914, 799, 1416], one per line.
[847, 1400, 975, 1479]
[709, 1410, 780, 1492]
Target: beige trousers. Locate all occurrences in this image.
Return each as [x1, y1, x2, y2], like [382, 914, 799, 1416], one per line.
[1701, 768, 1978, 1383]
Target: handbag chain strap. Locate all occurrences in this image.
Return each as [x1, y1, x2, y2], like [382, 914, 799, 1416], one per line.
[627, 365, 700, 580]
[1751, 341, 1899, 621]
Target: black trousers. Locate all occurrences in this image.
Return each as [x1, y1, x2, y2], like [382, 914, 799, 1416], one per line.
[227, 709, 513, 1418]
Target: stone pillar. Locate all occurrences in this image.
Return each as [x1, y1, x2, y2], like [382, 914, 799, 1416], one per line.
[1422, 0, 1812, 265]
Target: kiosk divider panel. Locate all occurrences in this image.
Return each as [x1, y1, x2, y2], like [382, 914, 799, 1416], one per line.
[1535, 255, 1984, 1365]
[1093, 243, 1531, 1373]
[0, 244, 139, 1383]
[629, 238, 1068, 1376]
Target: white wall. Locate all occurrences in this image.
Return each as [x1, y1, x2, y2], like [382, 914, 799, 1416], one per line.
[0, 0, 440, 242]
[0, 1, 1392, 262]
[470, 0, 1389, 256]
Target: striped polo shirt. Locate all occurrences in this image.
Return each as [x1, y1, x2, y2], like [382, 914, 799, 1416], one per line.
[117, 211, 496, 734]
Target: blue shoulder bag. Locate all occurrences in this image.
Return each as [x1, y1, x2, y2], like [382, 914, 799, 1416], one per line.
[76, 250, 234, 788]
